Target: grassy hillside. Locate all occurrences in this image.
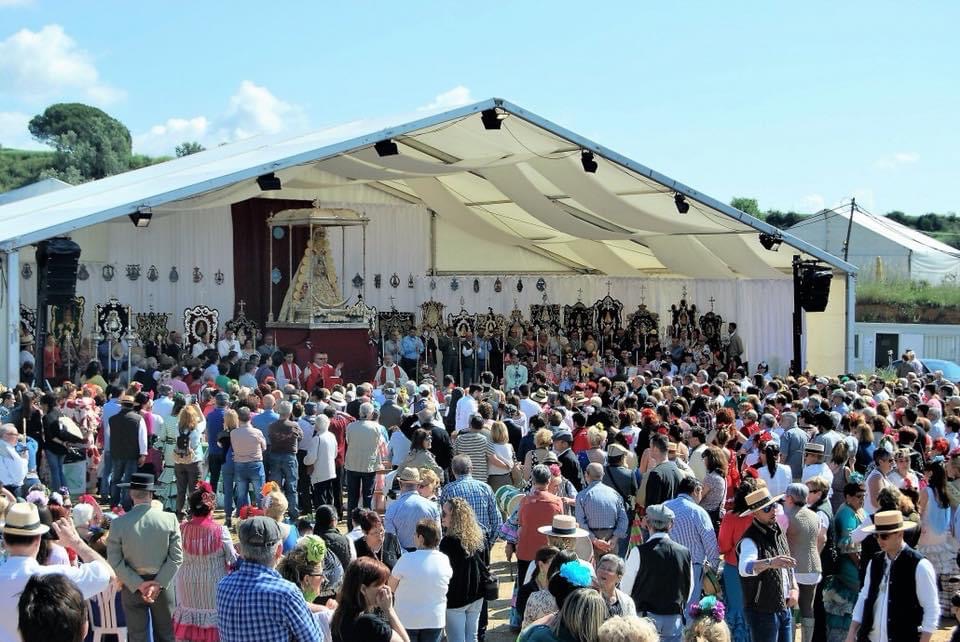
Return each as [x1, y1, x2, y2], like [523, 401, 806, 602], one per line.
[0, 148, 58, 192]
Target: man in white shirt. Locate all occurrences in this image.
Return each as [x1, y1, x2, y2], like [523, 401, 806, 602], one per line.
[518, 384, 542, 434]
[686, 426, 708, 481]
[217, 329, 242, 358]
[801, 442, 834, 498]
[389, 519, 452, 642]
[0, 423, 28, 493]
[276, 352, 302, 389]
[504, 350, 528, 392]
[455, 384, 481, 432]
[846, 510, 939, 642]
[0, 504, 114, 642]
[152, 385, 175, 418]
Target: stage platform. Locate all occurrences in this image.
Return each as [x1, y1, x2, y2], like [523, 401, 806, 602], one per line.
[268, 323, 377, 384]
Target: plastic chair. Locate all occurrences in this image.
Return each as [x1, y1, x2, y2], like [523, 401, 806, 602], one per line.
[88, 583, 127, 642]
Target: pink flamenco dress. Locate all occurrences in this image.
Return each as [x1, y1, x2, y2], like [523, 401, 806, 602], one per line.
[172, 515, 237, 642]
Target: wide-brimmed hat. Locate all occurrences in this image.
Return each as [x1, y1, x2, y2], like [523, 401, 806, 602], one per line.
[862, 509, 918, 534]
[570, 391, 587, 406]
[117, 473, 157, 491]
[530, 390, 549, 404]
[804, 442, 825, 455]
[328, 391, 346, 405]
[3, 503, 50, 537]
[537, 514, 589, 538]
[740, 487, 785, 517]
[607, 443, 629, 459]
[397, 467, 421, 483]
[119, 394, 136, 406]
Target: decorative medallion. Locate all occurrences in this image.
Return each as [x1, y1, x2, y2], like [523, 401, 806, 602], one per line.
[169, 266, 179, 283]
[389, 272, 401, 288]
[536, 277, 547, 292]
[473, 278, 480, 293]
[214, 269, 225, 286]
[126, 264, 141, 281]
[374, 274, 382, 289]
[102, 265, 114, 282]
[352, 273, 364, 289]
[272, 226, 286, 240]
[192, 267, 203, 283]
[516, 278, 523, 292]
[494, 277, 502, 293]
[20, 263, 32, 280]
[77, 264, 90, 281]
[408, 274, 415, 288]
[450, 278, 460, 291]
[430, 278, 437, 290]
[271, 267, 282, 285]
[146, 265, 159, 282]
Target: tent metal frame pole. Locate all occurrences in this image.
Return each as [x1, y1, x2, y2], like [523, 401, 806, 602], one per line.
[792, 255, 803, 376]
[845, 272, 856, 373]
[842, 198, 856, 262]
[4, 251, 19, 385]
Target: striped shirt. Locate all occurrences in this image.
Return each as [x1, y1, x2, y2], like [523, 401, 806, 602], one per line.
[575, 480, 628, 539]
[454, 430, 494, 482]
[663, 493, 720, 567]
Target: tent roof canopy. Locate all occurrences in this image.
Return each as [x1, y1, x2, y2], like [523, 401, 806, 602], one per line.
[0, 98, 855, 278]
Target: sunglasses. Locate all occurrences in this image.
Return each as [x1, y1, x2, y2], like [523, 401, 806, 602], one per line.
[877, 532, 896, 541]
[761, 504, 777, 513]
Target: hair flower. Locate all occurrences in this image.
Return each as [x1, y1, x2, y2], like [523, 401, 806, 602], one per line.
[558, 560, 594, 587]
[302, 534, 327, 564]
[688, 595, 726, 622]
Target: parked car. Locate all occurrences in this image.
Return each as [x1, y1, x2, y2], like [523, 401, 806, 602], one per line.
[890, 358, 960, 384]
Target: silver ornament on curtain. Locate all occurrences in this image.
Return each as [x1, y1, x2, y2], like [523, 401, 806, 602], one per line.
[169, 266, 179, 283]
[20, 263, 32, 279]
[193, 267, 203, 283]
[214, 270, 225, 286]
[77, 265, 89, 281]
[147, 265, 159, 282]
[102, 265, 114, 281]
[126, 265, 141, 281]
[270, 267, 282, 285]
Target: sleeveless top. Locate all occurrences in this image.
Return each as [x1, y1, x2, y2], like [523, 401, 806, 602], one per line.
[864, 469, 892, 516]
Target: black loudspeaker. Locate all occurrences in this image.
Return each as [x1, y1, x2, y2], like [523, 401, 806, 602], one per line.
[36, 238, 81, 304]
[799, 265, 832, 312]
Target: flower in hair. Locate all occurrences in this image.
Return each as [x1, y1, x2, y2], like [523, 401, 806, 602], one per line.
[688, 595, 726, 622]
[301, 534, 327, 564]
[195, 480, 214, 494]
[548, 464, 561, 477]
[558, 560, 594, 587]
[261, 481, 280, 497]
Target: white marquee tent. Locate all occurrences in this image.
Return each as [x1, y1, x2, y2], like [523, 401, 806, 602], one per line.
[788, 208, 960, 284]
[0, 99, 856, 382]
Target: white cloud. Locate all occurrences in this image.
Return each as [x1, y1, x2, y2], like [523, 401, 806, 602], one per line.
[799, 193, 825, 213]
[133, 81, 306, 156]
[418, 85, 474, 112]
[0, 111, 45, 150]
[874, 151, 920, 169]
[0, 25, 124, 105]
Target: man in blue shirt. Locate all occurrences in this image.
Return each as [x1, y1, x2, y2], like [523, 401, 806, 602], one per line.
[206, 393, 228, 496]
[99, 386, 123, 499]
[384, 468, 441, 551]
[217, 516, 321, 642]
[399, 327, 425, 380]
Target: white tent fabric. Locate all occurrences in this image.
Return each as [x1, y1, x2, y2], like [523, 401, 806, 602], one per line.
[0, 98, 854, 279]
[788, 209, 959, 283]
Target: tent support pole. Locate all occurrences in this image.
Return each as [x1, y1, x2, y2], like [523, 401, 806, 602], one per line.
[792, 255, 803, 376]
[4, 251, 19, 385]
[429, 209, 437, 276]
[845, 272, 856, 373]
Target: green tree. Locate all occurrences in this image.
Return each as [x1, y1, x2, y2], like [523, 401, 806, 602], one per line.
[28, 103, 132, 181]
[730, 197, 762, 218]
[175, 141, 205, 157]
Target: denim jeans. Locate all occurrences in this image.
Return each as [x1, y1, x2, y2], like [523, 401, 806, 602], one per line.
[644, 613, 683, 642]
[235, 461, 265, 509]
[99, 450, 112, 497]
[45, 449, 66, 492]
[407, 629, 442, 642]
[269, 452, 299, 519]
[445, 598, 483, 642]
[110, 458, 139, 507]
[744, 607, 793, 642]
[345, 470, 376, 529]
[222, 460, 236, 522]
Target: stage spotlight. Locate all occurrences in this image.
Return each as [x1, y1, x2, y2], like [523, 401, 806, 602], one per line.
[257, 172, 282, 191]
[374, 139, 399, 157]
[481, 108, 508, 130]
[580, 150, 598, 173]
[759, 232, 783, 251]
[128, 207, 152, 228]
[674, 193, 690, 214]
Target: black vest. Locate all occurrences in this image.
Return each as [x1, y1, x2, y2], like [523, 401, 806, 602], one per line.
[739, 520, 791, 613]
[630, 535, 691, 615]
[110, 410, 142, 460]
[857, 546, 924, 642]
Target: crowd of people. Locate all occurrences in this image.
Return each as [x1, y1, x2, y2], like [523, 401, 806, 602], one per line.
[1, 326, 959, 642]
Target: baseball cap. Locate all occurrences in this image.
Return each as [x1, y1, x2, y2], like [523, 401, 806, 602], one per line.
[238, 516, 281, 548]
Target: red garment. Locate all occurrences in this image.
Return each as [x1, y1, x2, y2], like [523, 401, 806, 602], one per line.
[517, 489, 564, 560]
[43, 346, 61, 379]
[328, 412, 353, 467]
[571, 426, 590, 454]
[373, 364, 403, 386]
[740, 421, 760, 438]
[724, 448, 741, 509]
[302, 363, 324, 392]
[717, 512, 754, 565]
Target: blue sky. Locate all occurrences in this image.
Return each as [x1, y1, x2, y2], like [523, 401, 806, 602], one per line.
[1, 1, 957, 215]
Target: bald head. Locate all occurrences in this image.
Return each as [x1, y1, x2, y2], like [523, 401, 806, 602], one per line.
[585, 462, 604, 481]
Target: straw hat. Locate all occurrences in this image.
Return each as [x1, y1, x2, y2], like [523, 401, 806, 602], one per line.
[3, 503, 50, 536]
[537, 514, 589, 539]
[397, 467, 421, 483]
[862, 510, 917, 534]
[740, 487, 784, 517]
[530, 389, 549, 404]
[804, 442, 825, 455]
[607, 443, 629, 459]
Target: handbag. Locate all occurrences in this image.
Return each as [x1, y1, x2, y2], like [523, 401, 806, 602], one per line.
[509, 462, 524, 487]
[479, 556, 499, 601]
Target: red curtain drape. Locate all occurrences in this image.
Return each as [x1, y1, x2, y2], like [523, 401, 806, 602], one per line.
[231, 198, 313, 334]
